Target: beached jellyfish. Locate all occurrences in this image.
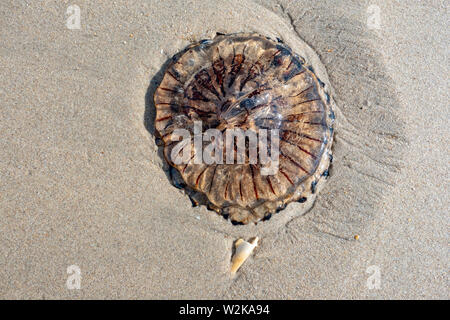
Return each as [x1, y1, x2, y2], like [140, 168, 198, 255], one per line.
[154, 33, 335, 224]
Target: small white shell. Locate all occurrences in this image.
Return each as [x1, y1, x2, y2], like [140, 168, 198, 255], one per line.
[230, 237, 259, 273]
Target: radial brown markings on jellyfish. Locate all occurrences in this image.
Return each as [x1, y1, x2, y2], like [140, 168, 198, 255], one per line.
[182, 105, 215, 117]
[266, 176, 276, 195]
[239, 179, 244, 201]
[186, 85, 211, 102]
[155, 115, 172, 122]
[239, 54, 266, 91]
[157, 87, 181, 94]
[224, 180, 230, 200]
[166, 70, 182, 83]
[282, 129, 323, 143]
[194, 69, 222, 100]
[212, 48, 226, 97]
[292, 98, 321, 108]
[280, 151, 310, 175]
[289, 85, 314, 98]
[239, 49, 281, 92]
[279, 168, 294, 186]
[280, 136, 317, 160]
[249, 164, 259, 200]
[284, 110, 324, 119]
[208, 165, 218, 194]
[227, 52, 246, 89]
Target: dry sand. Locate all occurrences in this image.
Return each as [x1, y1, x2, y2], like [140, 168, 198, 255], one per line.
[0, 0, 448, 299]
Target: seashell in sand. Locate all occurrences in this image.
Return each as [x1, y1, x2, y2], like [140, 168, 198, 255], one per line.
[230, 237, 259, 273]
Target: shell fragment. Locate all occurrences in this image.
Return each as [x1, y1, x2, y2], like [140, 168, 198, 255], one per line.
[230, 237, 259, 273]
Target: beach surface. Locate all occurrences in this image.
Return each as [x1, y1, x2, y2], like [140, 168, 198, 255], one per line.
[0, 0, 448, 299]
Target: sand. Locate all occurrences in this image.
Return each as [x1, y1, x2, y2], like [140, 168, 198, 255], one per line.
[0, 0, 448, 299]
